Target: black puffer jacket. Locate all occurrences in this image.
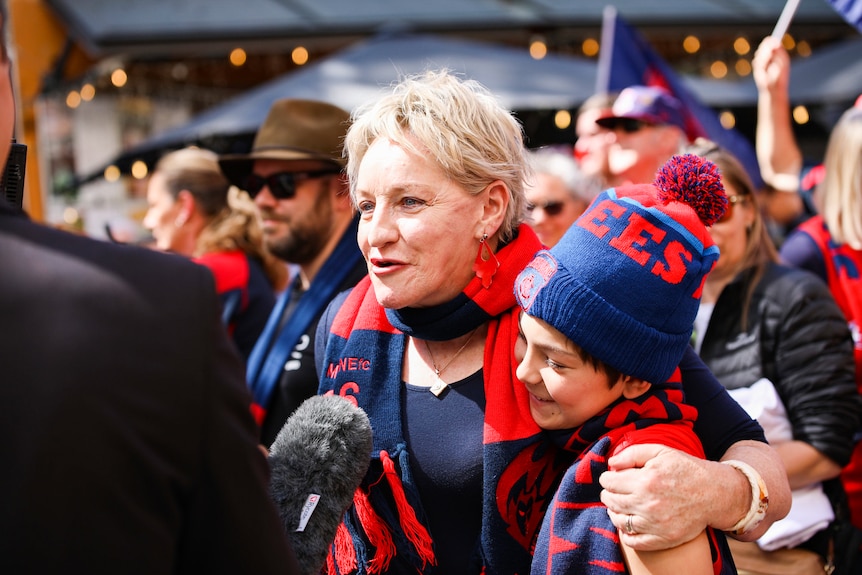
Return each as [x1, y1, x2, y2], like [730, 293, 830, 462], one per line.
[698, 262, 861, 467]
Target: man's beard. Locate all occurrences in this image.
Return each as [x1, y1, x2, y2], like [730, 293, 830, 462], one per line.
[264, 191, 332, 264]
[265, 223, 329, 265]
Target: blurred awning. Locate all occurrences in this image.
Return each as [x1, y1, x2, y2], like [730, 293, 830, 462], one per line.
[75, 32, 860, 185]
[47, 0, 846, 58]
[787, 36, 862, 104]
[78, 33, 600, 182]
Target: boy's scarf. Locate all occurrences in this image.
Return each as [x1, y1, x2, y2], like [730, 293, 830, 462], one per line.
[318, 225, 571, 575]
[247, 217, 361, 425]
[532, 374, 734, 575]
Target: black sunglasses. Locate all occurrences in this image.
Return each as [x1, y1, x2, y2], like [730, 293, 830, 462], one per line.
[243, 169, 340, 200]
[608, 118, 653, 134]
[526, 200, 566, 217]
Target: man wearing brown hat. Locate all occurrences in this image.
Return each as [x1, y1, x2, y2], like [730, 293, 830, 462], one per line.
[219, 98, 366, 447]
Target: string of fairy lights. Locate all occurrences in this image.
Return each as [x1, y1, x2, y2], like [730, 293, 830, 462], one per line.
[56, 32, 818, 184]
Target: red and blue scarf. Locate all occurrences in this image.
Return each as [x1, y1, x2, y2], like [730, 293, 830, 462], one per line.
[247, 217, 361, 425]
[532, 372, 735, 575]
[317, 225, 574, 574]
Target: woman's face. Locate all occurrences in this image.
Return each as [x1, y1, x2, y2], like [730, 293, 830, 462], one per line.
[707, 179, 754, 279]
[142, 172, 183, 252]
[354, 136, 488, 309]
[524, 172, 586, 248]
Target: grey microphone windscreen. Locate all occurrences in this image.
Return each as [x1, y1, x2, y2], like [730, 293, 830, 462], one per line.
[268, 394, 372, 575]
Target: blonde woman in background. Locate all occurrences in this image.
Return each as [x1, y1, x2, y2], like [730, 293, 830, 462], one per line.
[144, 146, 288, 362]
[779, 107, 862, 572]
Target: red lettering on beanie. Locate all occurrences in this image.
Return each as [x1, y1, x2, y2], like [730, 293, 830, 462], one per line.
[653, 240, 692, 284]
[577, 199, 627, 239]
[609, 212, 665, 266]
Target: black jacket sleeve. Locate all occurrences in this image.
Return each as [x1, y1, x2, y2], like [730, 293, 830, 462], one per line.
[767, 268, 861, 466]
[680, 345, 767, 461]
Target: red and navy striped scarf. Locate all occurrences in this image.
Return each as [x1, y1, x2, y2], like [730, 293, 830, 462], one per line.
[317, 225, 573, 574]
[532, 372, 735, 575]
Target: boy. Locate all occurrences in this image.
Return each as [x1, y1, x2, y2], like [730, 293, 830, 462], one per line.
[515, 154, 746, 574]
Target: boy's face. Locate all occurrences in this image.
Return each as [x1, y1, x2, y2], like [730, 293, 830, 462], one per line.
[515, 312, 627, 430]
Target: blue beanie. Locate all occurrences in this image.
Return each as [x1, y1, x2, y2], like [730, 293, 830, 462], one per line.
[515, 154, 726, 384]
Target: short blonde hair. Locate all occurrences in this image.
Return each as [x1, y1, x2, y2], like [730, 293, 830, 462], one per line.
[344, 69, 528, 243]
[818, 106, 862, 249]
[153, 146, 287, 290]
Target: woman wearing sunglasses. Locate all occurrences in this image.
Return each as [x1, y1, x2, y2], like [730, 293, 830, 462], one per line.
[687, 139, 861, 575]
[143, 146, 288, 362]
[524, 147, 602, 248]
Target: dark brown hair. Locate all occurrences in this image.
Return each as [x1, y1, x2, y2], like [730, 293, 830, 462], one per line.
[685, 138, 779, 329]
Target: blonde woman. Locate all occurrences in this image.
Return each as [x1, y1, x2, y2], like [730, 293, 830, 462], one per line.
[144, 147, 287, 361]
[313, 70, 790, 575]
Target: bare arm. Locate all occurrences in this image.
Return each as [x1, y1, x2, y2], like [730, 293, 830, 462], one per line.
[720, 440, 791, 539]
[753, 36, 803, 193]
[599, 441, 791, 551]
[775, 440, 842, 490]
[622, 530, 713, 575]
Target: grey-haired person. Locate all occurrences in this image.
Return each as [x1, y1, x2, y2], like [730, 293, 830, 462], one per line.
[524, 147, 602, 247]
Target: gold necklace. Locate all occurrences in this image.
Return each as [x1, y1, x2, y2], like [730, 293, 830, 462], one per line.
[423, 327, 480, 397]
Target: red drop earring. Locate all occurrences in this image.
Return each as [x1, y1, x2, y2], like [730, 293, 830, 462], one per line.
[473, 234, 500, 288]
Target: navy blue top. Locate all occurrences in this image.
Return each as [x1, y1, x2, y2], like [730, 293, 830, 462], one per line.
[779, 229, 828, 281]
[404, 371, 485, 574]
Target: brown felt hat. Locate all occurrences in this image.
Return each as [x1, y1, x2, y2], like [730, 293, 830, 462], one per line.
[218, 98, 351, 188]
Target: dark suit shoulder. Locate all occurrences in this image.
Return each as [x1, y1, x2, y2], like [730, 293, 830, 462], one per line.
[0, 215, 216, 310]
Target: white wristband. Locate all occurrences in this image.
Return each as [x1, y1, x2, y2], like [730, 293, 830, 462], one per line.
[722, 459, 769, 536]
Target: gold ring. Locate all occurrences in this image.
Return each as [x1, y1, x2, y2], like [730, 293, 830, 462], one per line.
[625, 514, 637, 535]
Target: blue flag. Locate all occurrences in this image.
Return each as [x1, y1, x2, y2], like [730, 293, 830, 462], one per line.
[825, 0, 862, 32]
[596, 5, 764, 189]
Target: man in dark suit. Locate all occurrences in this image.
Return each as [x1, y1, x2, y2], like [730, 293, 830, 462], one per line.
[0, 5, 299, 573]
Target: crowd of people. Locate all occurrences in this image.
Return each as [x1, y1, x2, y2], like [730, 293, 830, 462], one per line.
[4, 0, 862, 571]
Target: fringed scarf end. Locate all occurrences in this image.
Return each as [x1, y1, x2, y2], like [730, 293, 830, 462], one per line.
[380, 450, 437, 568]
[354, 486, 396, 573]
[330, 520, 357, 575]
